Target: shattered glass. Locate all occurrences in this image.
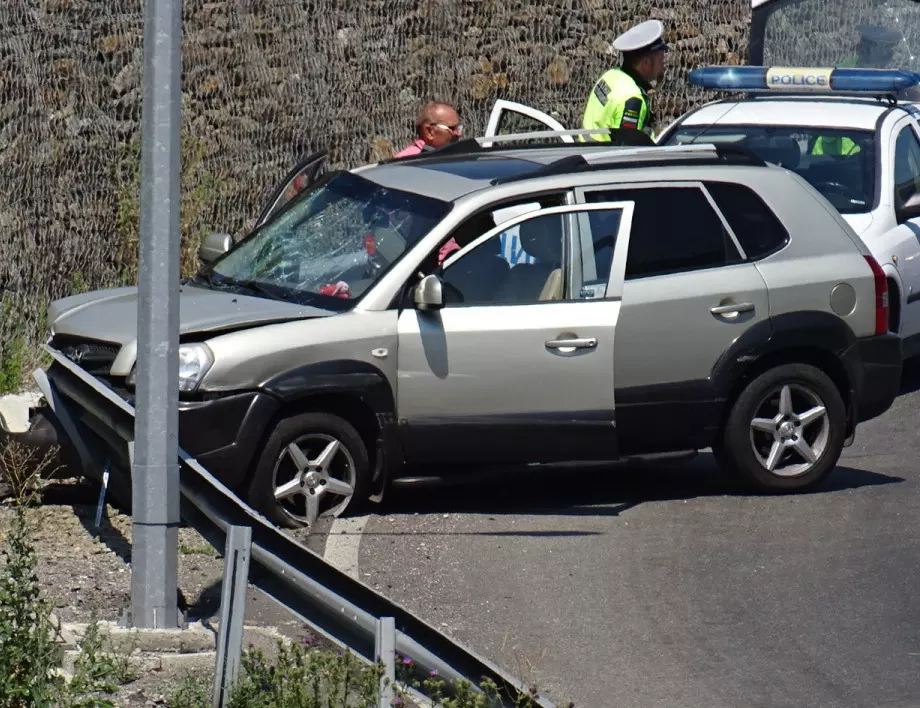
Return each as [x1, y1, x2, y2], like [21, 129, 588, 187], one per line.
[210, 171, 451, 305]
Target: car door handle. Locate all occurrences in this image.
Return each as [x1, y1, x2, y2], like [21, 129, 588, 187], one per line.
[710, 302, 755, 316]
[545, 337, 597, 350]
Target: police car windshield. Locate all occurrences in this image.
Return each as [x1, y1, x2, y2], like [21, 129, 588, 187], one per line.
[665, 125, 876, 214]
[208, 171, 452, 308]
[753, 0, 920, 72]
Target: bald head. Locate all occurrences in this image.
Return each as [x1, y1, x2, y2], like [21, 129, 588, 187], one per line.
[415, 101, 463, 148]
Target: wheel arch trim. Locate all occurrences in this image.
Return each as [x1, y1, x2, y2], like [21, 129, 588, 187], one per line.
[711, 311, 859, 434]
[259, 359, 402, 502]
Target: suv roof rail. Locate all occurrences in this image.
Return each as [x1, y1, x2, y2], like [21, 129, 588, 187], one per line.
[489, 143, 767, 186]
[376, 127, 657, 164]
[580, 143, 719, 163]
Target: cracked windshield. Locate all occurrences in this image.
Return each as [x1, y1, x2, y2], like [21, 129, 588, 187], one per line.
[208, 171, 451, 305]
[760, 0, 919, 71]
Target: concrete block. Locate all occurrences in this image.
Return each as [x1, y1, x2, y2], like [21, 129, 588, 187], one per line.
[135, 650, 218, 673]
[61, 649, 218, 676]
[61, 619, 217, 654]
[202, 621, 296, 663]
[0, 393, 42, 434]
[55, 623, 81, 651]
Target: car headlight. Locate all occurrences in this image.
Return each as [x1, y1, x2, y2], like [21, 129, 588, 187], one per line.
[125, 343, 214, 393]
[178, 343, 214, 392]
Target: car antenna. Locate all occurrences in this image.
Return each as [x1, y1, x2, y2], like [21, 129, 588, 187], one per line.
[680, 101, 742, 147]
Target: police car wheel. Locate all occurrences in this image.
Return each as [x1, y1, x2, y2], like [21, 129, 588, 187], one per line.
[719, 363, 846, 493]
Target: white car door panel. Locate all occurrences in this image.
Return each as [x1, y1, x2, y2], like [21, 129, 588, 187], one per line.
[483, 99, 571, 147]
[885, 117, 920, 346]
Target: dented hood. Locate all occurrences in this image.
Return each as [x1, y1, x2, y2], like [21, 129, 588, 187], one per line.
[48, 282, 331, 346]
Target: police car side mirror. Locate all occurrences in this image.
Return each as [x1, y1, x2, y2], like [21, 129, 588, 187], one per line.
[896, 193, 920, 224]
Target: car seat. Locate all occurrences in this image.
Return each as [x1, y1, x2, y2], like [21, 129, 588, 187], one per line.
[494, 215, 564, 303]
[745, 135, 801, 170]
[441, 233, 510, 304]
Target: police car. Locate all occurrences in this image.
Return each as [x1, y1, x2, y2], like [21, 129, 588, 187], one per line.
[653, 66, 920, 358]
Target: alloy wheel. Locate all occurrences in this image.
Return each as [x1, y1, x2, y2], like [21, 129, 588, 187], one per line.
[271, 433, 357, 526]
[748, 383, 831, 478]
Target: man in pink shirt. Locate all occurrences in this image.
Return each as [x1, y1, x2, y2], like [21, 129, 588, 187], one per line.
[394, 102, 465, 261]
[394, 102, 464, 157]
[318, 103, 466, 298]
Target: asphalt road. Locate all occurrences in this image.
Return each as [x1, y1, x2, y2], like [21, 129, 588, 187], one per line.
[319, 361, 920, 708]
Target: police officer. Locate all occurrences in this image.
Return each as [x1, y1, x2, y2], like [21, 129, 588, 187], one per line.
[581, 19, 669, 142]
[810, 23, 902, 157]
[838, 24, 901, 69]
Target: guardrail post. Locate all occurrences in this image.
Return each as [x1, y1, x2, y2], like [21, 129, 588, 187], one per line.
[212, 524, 252, 708]
[93, 460, 110, 529]
[375, 617, 396, 708]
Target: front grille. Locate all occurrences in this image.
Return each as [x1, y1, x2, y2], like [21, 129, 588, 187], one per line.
[96, 376, 135, 406]
[51, 334, 121, 376]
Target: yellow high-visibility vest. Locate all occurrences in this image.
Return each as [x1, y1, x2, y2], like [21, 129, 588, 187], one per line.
[580, 68, 652, 142]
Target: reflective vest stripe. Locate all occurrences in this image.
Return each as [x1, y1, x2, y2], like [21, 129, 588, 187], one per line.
[580, 68, 649, 142]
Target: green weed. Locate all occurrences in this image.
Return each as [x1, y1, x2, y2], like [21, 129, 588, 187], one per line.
[0, 441, 136, 707]
[0, 296, 26, 394]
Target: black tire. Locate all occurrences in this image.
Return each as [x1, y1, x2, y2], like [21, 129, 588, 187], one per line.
[247, 412, 370, 529]
[718, 363, 846, 493]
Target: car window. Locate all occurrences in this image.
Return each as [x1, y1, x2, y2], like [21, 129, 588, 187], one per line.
[425, 195, 565, 274]
[754, 0, 920, 74]
[583, 186, 741, 280]
[440, 212, 566, 305]
[491, 111, 565, 142]
[663, 124, 876, 215]
[704, 181, 789, 260]
[492, 203, 542, 267]
[256, 153, 327, 228]
[894, 125, 920, 207]
[573, 209, 623, 299]
[438, 207, 628, 306]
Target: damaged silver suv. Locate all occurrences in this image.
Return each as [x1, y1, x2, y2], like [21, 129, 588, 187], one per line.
[28, 140, 903, 528]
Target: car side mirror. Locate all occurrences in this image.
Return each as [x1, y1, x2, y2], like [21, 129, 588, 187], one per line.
[199, 233, 233, 265]
[413, 274, 444, 311]
[896, 192, 920, 224]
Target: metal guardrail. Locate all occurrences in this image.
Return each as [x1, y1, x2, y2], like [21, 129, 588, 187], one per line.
[32, 345, 555, 708]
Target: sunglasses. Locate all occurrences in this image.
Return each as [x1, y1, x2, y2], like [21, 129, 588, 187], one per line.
[431, 122, 464, 136]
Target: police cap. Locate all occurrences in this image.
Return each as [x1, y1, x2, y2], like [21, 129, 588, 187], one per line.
[857, 23, 902, 49]
[612, 19, 669, 55]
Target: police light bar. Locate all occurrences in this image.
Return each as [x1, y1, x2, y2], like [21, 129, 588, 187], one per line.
[688, 66, 920, 95]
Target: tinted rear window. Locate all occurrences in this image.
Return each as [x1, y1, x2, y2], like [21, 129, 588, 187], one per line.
[704, 181, 790, 260]
[585, 186, 742, 279]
